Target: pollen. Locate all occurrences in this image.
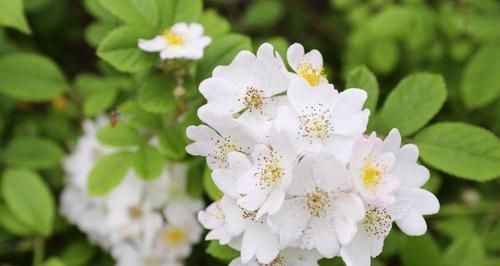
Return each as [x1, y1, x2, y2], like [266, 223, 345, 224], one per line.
[242, 86, 264, 111]
[305, 187, 330, 217]
[257, 151, 284, 189]
[363, 207, 392, 239]
[211, 136, 251, 168]
[264, 255, 285, 266]
[128, 206, 143, 219]
[162, 29, 184, 45]
[242, 210, 257, 220]
[361, 158, 386, 191]
[162, 227, 186, 246]
[297, 63, 326, 86]
[298, 106, 334, 142]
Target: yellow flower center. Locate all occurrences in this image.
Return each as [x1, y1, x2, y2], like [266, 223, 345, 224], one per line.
[243, 87, 264, 110]
[162, 29, 184, 45]
[305, 187, 330, 217]
[257, 151, 284, 189]
[299, 110, 333, 142]
[128, 206, 143, 219]
[297, 63, 326, 86]
[163, 227, 186, 246]
[362, 167, 382, 191]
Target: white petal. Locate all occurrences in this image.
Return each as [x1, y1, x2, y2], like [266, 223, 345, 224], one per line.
[287, 43, 305, 71]
[256, 187, 286, 218]
[288, 77, 336, 112]
[340, 232, 371, 266]
[267, 198, 310, 247]
[302, 49, 323, 69]
[395, 211, 427, 236]
[380, 128, 401, 154]
[331, 193, 365, 245]
[199, 77, 244, 115]
[241, 222, 280, 264]
[138, 36, 166, 52]
[302, 216, 340, 258]
[212, 169, 239, 199]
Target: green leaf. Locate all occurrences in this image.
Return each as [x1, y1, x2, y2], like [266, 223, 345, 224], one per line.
[367, 37, 399, 74]
[242, 0, 285, 29]
[0, 204, 33, 236]
[0, 0, 31, 34]
[133, 144, 165, 180]
[414, 122, 500, 181]
[75, 73, 129, 115]
[156, 0, 202, 29]
[206, 241, 239, 261]
[97, 123, 143, 147]
[84, 22, 117, 47]
[186, 161, 203, 199]
[159, 126, 188, 160]
[200, 9, 230, 38]
[346, 65, 379, 112]
[97, 26, 158, 73]
[118, 101, 163, 131]
[203, 167, 222, 201]
[88, 152, 133, 196]
[99, 0, 158, 30]
[1, 169, 55, 236]
[485, 223, 500, 252]
[400, 234, 441, 266]
[0, 53, 67, 101]
[2, 136, 64, 170]
[462, 40, 500, 109]
[377, 73, 447, 136]
[60, 240, 96, 266]
[84, 0, 117, 22]
[440, 236, 486, 266]
[435, 217, 476, 239]
[43, 258, 66, 266]
[197, 34, 252, 81]
[139, 74, 178, 113]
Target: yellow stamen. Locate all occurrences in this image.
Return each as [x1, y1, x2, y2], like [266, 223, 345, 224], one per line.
[163, 227, 186, 246]
[162, 29, 184, 45]
[362, 163, 382, 191]
[297, 63, 326, 86]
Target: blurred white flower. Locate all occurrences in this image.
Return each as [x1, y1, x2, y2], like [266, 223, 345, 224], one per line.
[138, 22, 211, 60]
[61, 119, 203, 265]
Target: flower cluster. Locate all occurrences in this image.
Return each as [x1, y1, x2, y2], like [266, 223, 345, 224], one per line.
[60, 119, 202, 266]
[138, 22, 212, 60]
[187, 43, 440, 266]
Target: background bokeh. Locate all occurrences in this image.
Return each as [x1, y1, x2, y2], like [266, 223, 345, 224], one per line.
[0, 0, 499, 265]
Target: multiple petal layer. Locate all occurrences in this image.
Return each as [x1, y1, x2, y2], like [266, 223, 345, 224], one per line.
[188, 42, 439, 266]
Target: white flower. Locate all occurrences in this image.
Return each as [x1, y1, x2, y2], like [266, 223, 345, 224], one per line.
[186, 111, 256, 170]
[157, 221, 203, 260]
[198, 43, 289, 138]
[63, 118, 113, 190]
[340, 129, 440, 266]
[229, 248, 322, 266]
[268, 155, 365, 258]
[138, 22, 211, 60]
[276, 77, 370, 162]
[287, 43, 327, 86]
[236, 127, 297, 218]
[198, 196, 280, 264]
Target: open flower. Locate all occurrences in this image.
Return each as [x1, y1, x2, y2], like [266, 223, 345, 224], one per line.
[341, 129, 440, 266]
[268, 155, 365, 258]
[236, 127, 296, 218]
[287, 43, 328, 86]
[186, 110, 256, 170]
[198, 43, 289, 138]
[276, 77, 369, 162]
[138, 22, 211, 60]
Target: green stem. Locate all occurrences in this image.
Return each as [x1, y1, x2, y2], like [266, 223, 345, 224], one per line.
[32, 237, 44, 266]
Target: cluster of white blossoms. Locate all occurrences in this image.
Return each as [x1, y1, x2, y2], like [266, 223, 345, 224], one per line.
[187, 43, 440, 266]
[60, 118, 203, 266]
[138, 22, 212, 60]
